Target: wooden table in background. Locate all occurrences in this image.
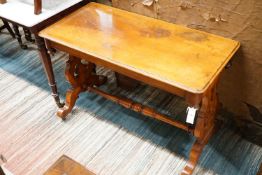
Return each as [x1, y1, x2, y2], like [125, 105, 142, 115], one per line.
[39, 3, 240, 175]
[44, 155, 95, 175]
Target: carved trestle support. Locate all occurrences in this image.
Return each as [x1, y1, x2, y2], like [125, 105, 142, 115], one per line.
[182, 79, 219, 175]
[58, 56, 220, 175]
[57, 56, 107, 119]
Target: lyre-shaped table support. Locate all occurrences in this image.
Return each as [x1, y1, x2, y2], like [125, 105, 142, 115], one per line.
[57, 56, 219, 175]
[57, 56, 107, 119]
[182, 79, 219, 175]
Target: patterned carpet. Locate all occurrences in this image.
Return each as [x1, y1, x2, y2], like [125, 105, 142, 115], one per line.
[0, 29, 261, 175]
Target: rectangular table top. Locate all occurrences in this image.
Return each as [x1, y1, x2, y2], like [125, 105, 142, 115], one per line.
[40, 2, 240, 94]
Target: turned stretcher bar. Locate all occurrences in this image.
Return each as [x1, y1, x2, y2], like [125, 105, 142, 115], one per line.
[88, 86, 194, 133]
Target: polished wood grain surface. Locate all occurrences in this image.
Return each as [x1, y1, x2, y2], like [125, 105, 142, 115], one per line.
[44, 155, 95, 175]
[39, 2, 239, 94]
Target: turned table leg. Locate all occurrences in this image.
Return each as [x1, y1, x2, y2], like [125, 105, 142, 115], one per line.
[23, 28, 34, 42]
[57, 56, 107, 120]
[12, 24, 27, 49]
[35, 35, 64, 108]
[182, 81, 219, 175]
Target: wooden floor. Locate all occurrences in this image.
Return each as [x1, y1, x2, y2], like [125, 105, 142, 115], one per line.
[0, 29, 261, 175]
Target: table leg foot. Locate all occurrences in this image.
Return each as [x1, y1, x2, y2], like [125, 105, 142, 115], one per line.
[181, 140, 205, 175]
[57, 87, 82, 120]
[53, 95, 65, 108]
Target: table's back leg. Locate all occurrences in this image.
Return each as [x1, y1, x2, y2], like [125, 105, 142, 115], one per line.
[35, 35, 64, 108]
[12, 24, 28, 49]
[23, 28, 34, 42]
[182, 82, 219, 175]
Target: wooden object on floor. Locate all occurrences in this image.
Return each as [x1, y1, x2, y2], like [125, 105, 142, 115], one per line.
[39, 3, 240, 175]
[44, 155, 95, 175]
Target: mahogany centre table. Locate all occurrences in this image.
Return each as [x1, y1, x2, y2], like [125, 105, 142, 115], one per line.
[39, 3, 240, 175]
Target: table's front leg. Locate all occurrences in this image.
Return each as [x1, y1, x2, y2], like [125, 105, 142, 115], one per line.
[182, 82, 219, 175]
[35, 35, 64, 108]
